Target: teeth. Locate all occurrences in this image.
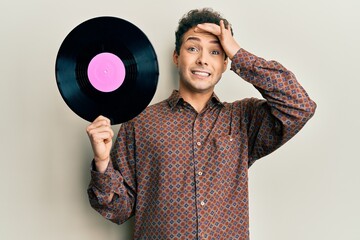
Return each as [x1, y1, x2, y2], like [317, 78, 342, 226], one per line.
[193, 71, 210, 77]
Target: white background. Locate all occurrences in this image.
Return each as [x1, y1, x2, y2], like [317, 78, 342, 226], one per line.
[1, 0, 359, 239]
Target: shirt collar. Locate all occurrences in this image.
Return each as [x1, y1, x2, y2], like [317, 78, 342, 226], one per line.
[167, 90, 224, 110]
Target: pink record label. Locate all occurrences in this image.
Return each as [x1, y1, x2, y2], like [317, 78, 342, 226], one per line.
[87, 52, 126, 92]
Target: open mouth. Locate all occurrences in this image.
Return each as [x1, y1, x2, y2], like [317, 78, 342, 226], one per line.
[191, 70, 211, 77]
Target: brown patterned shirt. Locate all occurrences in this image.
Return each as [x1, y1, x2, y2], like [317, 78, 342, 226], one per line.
[88, 48, 316, 239]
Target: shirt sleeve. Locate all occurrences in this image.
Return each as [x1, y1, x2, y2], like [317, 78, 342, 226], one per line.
[230, 48, 317, 166]
[87, 121, 137, 224]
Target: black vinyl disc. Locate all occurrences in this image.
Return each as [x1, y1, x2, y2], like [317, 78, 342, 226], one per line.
[55, 16, 159, 125]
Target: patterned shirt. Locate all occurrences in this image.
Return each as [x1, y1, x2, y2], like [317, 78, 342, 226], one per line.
[88, 48, 316, 239]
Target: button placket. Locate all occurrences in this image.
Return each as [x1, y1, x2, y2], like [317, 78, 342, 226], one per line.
[192, 112, 209, 236]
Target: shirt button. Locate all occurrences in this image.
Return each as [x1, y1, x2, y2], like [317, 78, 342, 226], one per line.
[229, 137, 233, 142]
[198, 171, 203, 176]
[196, 141, 201, 146]
[236, 68, 241, 74]
[200, 201, 205, 206]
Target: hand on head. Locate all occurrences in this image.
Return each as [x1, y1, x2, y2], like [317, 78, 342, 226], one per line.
[195, 20, 240, 60]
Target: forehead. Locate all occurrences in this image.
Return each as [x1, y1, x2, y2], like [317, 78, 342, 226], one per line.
[182, 27, 219, 44]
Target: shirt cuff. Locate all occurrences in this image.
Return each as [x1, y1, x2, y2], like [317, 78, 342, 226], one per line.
[230, 48, 258, 74]
[90, 160, 115, 194]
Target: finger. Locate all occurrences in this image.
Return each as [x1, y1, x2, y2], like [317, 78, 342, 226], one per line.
[91, 131, 114, 143]
[227, 22, 232, 31]
[220, 20, 226, 34]
[195, 23, 221, 36]
[87, 118, 111, 133]
[93, 115, 111, 125]
[88, 129, 114, 144]
[87, 126, 114, 142]
[220, 20, 232, 38]
[87, 125, 114, 137]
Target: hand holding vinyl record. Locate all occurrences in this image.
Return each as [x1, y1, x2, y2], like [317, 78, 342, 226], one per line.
[55, 16, 159, 125]
[86, 115, 113, 173]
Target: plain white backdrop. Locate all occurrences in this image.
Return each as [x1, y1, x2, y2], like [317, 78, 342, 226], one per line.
[1, 0, 359, 239]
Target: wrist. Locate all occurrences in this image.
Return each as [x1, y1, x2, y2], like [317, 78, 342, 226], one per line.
[94, 157, 110, 173]
[228, 46, 241, 60]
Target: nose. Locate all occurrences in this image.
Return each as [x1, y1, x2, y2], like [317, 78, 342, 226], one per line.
[196, 51, 208, 66]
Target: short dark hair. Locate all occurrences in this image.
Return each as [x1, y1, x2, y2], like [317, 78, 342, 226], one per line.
[174, 8, 233, 55]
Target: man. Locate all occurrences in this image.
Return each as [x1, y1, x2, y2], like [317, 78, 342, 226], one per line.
[86, 8, 316, 239]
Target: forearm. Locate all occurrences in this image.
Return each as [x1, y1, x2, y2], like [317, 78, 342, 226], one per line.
[231, 49, 316, 164]
[87, 160, 135, 224]
[232, 48, 316, 134]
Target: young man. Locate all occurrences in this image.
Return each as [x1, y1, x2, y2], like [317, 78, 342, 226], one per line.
[86, 8, 316, 239]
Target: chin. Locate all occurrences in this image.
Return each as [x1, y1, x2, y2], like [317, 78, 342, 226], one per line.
[192, 86, 214, 93]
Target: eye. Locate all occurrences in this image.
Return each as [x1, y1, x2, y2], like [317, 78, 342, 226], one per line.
[211, 50, 221, 55]
[188, 47, 199, 52]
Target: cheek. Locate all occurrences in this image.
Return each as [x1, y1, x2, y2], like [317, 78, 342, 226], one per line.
[217, 60, 227, 73]
[177, 58, 191, 71]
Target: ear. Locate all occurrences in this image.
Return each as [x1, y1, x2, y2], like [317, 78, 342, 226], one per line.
[222, 58, 228, 73]
[173, 50, 179, 67]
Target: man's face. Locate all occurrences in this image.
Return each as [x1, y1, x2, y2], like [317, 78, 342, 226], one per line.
[173, 27, 228, 95]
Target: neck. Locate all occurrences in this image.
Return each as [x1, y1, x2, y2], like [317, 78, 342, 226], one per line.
[178, 89, 213, 113]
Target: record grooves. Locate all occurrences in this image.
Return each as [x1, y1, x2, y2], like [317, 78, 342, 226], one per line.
[55, 16, 159, 124]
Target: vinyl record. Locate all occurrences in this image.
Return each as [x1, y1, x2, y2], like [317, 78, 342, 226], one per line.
[55, 16, 159, 125]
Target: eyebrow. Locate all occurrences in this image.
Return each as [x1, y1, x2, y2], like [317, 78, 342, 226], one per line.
[185, 36, 220, 44]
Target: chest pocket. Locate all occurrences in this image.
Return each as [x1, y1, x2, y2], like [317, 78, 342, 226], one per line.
[212, 134, 239, 157]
